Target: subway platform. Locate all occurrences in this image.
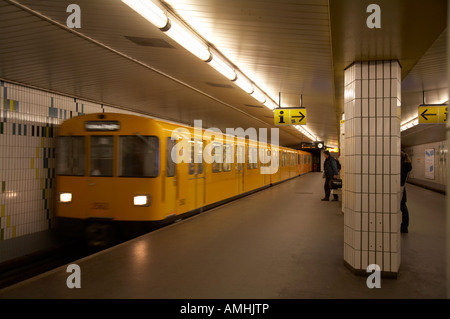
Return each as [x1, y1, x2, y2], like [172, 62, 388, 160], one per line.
[0, 172, 446, 299]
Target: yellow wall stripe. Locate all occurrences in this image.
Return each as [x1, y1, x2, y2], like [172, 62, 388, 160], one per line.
[12, 226, 16, 238]
[7, 216, 10, 228]
[41, 137, 44, 147]
[36, 168, 39, 179]
[31, 157, 34, 168]
[40, 178, 44, 190]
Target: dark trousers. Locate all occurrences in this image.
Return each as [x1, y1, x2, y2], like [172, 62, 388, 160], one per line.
[324, 178, 338, 200]
[401, 188, 409, 231]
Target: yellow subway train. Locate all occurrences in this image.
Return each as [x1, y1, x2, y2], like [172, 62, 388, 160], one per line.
[55, 113, 312, 246]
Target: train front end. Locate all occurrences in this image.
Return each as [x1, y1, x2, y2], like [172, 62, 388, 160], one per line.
[55, 113, 163, 246]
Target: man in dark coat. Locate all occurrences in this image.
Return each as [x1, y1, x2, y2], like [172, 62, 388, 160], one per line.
[322, 150, 339, 201]
[400, 151, 412, 233]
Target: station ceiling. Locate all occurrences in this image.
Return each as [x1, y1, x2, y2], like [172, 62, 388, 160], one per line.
[0, 0, 447, 147]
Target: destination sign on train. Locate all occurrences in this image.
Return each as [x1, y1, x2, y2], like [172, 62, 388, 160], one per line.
[85, 121, 121, 131]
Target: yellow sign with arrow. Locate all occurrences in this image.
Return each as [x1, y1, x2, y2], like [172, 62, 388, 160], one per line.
[274, 108, 306, 125]
[418, 105, 447, 124]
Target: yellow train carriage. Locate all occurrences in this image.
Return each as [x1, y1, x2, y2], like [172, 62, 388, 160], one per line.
[55, 113, 311, 245]
[297, 150, 312, 175]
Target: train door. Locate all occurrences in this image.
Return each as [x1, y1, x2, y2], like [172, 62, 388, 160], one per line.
[236, 144, 244, 194]
[87, 136, 115, 219]
[186, 139, 205, 210]
[262, 147, 270, 185]
[165, 137, 177, 216]
[195, 139, 206, 209]
[176, 143, 188, 214]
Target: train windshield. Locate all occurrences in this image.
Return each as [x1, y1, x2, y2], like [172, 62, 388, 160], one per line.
[119, 135, 159, 177]
[56, 136, 85, 176]
[90, 136, 114, 176]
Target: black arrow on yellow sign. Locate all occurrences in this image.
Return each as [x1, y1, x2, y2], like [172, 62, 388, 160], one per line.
[291, 111, 305, 123]
[420, 109, 437, 121]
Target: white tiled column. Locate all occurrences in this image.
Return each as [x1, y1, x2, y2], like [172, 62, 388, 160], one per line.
[343, 61, 402, 275]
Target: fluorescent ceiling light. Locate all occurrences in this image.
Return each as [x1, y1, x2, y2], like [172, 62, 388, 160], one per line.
[122, 0, 168, 29]
[208, 52, 236, 81]
[251, 88, 266, 104]
[165, 18, 211, 61]
[295, 125, 317, 141]
[233, 74, 253, 94]
[400, 117, 419, 132]
[264, 99, 277, 110]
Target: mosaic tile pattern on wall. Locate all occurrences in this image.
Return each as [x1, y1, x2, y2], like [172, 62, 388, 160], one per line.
[0, 80, 137, 240]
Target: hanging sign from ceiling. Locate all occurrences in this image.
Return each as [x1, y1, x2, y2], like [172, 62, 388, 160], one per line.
[274, 108, 306, 125]
[418, 105, 447, 124]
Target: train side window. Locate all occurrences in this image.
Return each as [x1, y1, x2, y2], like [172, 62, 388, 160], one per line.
[259, 148, 265, 167]
[56, 136, 85, 176]
[119, 135, 159, 178]
[252, 147, 258, 169]
[212, 142, 223, 173]
[189, 140, 195, 175]
[223, 144, 232, 172]
[166, 137, 176, 177]
[90, 136, 114, 177]
[196, 140, 203, 174]
[248, 146, 257, 169]
[236, 145, 244, 171]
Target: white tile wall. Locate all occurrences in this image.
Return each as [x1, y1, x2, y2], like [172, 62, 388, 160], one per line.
[343, 61, 402, 274]
[0, 80, 141, 241]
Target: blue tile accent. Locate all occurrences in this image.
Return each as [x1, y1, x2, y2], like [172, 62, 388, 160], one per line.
[12, 123, 15, 135]
[49, 97, 58, 118]
[24, 124, 27, 136]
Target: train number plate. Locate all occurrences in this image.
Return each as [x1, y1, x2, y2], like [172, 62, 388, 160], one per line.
[91, 202, 109, 210]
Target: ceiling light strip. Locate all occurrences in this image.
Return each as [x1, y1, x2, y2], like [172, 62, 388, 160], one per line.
[121, 0, 168, 29]
[208, 52, 236, 81]
[400, 117, 419, 132]
[121, 0, 280, 108]
[121, 1, 321, 142]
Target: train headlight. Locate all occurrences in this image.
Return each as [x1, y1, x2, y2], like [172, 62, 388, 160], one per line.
[59, 192, 72, 203]
[134, 195, 150, 206]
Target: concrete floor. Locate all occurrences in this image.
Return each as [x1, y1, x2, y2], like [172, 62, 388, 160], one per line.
[0, 172, 446, 299]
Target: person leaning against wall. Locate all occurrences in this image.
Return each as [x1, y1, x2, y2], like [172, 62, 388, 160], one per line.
[400, 150, 412, 233]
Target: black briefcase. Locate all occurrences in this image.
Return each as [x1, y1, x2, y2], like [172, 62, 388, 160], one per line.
[329, 178, 342, 189]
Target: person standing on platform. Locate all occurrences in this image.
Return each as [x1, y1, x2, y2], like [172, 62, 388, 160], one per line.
[400, 150, 412, 233]
[322, 150, 339, 201]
